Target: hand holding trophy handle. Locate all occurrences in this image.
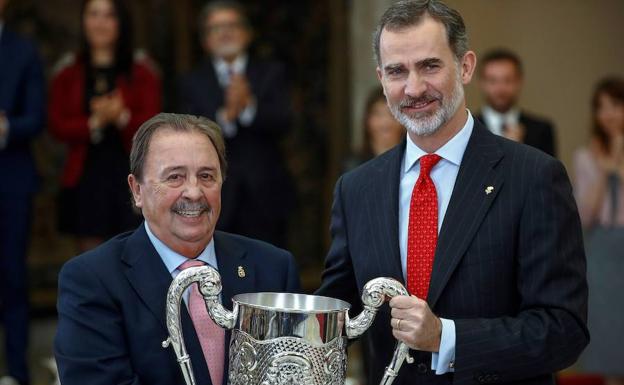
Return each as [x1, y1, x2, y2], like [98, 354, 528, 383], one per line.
[162, 265, 237, 385]
[345, 277, 414, 385]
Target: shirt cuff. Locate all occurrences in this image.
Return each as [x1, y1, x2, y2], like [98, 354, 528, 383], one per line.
[0, 116, 10, 149]
[238, 98, 257, 127]
[216, 108, 238, 138]
[431, 318, 456, 374]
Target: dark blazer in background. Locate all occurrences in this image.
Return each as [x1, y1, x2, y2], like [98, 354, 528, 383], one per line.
[55, 225, 301, 385]
[317, 120, 588, 385]
[0, 27, 45, 385]
[177, 58, 294, 247]
[0, 28, 45, 195]
[475, 111, 557, 157]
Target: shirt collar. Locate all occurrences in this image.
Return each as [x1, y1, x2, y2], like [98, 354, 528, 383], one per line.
[482, 105, 520, 126]
[404, 110, 474, 173]
[144, 221, 217, 274]
[212, 53, 248, 76]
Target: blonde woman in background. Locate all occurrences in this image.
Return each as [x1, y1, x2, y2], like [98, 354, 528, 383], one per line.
[574, 77, 624, 385]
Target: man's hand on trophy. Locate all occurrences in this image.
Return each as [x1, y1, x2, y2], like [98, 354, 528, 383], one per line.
[390, 295, 442, 352]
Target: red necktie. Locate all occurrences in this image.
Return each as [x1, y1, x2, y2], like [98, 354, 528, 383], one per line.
[179, 259, 225, 385]
[407, 154, 442, 300]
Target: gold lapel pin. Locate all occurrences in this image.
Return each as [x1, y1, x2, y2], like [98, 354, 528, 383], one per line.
[485, 186, 494, 195]
[237, 266, 246, 278]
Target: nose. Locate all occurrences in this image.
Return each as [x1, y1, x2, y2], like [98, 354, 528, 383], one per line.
[404, 71, 427, 98]
[181, 177, 203, 201]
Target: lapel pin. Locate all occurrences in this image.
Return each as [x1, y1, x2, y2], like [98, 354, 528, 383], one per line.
[237, 266, 246, 278]
[485, 186, 494, 195]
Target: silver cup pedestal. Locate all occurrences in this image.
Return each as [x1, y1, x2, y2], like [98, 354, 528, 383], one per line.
[162, 266, 414, 385]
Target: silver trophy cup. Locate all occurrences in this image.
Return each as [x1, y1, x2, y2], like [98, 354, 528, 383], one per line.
[163, 265, 413, 385]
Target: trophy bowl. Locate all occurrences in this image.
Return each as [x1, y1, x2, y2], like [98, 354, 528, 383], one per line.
[163, 265, 413, 385]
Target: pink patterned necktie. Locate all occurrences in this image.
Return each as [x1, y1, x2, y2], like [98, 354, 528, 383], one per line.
[407, 154, 442, 300]
[178, 259, 225, 385]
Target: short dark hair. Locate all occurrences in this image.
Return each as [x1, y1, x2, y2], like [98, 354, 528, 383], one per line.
[130, 113, 228, 182]
[373, 0, 469, 66]
[479, 48, 524, 77]
[198, 0, 250, 38]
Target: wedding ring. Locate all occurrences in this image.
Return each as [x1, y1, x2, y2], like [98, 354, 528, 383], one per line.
[397, 319, 402, 331]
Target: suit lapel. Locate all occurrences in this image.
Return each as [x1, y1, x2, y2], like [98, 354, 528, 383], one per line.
[121, 225, 212, 385]
[366, 143, 405, 282]
[428, 122, 505, 308]
[214, 231, 254, 385]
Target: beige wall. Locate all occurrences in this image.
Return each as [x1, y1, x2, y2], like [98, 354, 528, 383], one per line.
[350, 0, 624, 172]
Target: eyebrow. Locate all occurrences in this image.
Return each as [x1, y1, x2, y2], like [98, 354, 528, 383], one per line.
[162, 166, 218, 174]
[383, 57, 443, 73]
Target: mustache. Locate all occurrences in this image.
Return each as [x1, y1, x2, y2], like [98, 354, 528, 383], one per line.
[171, 199, 210, 213]
[399, 92, 442, 108]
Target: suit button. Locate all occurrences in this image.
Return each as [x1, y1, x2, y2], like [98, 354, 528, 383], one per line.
[417, 362, 428, 374]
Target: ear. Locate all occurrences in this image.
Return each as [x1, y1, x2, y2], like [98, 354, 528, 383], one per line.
[460, 50, 477, 85]
[128, 174, 143, 209]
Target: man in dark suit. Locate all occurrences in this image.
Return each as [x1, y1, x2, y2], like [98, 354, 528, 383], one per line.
[317, 1, 588, 385]
[0, 1, 45, 383]
[54, 113, 301, 385]
[475, 49, 557, 157]
[178, 1, 294, 248]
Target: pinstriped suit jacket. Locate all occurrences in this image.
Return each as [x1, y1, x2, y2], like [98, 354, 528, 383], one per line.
[317, 120, 588, 385]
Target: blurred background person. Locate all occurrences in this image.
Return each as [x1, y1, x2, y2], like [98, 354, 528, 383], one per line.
[0, 0, 45, 383]
[573, 77, 624, 385]
[345, 86, 405, 171]
[178, 0, 294, 248]
[48, 0, 161, 253]
[476, 48, 556, 157]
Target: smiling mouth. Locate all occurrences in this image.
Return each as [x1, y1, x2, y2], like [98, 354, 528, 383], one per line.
[174, 209, 207, 218]
[403, 99, 437, 110]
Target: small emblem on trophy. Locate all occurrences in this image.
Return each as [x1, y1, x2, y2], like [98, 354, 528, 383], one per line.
[238, 266, 246, 278]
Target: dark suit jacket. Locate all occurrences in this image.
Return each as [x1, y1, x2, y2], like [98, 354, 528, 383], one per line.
[177, 58, 294, 241]
[317, 120, 588, 385]
[0, 28, 45, 194]
[55, 225, 301, 385]
[475, 111, 556, 157]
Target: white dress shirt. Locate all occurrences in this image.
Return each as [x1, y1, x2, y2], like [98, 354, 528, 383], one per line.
[213, 54, 257, 138]
[144, 222, 219, 305]
[399, 111, 474, 374]
[481, 105, 519, 137]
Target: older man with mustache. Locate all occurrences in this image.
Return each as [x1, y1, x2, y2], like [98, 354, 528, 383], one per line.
[54, 113, 300, 385]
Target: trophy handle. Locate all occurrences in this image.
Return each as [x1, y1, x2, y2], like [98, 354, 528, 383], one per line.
[162, 265, 237, 385]
[345, 277, 414, 385]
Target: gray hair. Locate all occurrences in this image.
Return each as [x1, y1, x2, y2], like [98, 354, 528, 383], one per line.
[373, 0, 469, 66]
[130, 113, 228, 182]
[198, 0, 250, 39]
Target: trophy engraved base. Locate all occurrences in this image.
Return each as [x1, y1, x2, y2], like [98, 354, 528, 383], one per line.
[228, 330, 346, 385]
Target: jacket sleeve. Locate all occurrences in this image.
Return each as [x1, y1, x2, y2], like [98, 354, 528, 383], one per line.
[452, 157, 589, 384]
[244, 63, 291, 137]
[316, 176, 362, 315]
[5, 41, 45, 145]
[48, 68, 91, 145]
[55, 258, 143, 385]
[120, 63, 162, 149]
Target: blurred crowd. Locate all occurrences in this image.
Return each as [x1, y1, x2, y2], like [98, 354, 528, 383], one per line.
[0, 0, 623, 385]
